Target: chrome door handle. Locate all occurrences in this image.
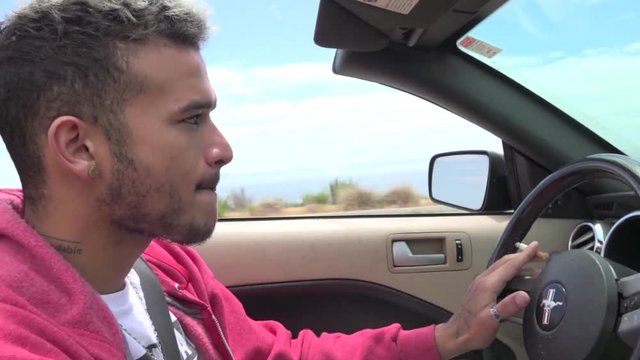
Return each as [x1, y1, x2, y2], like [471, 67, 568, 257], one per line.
[392, 241, 445, 267]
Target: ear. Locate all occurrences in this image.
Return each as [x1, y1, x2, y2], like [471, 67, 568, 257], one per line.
[47, 116, 99, 181]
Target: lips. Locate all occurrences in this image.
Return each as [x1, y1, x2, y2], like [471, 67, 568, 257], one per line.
[196, 172, 220, 192]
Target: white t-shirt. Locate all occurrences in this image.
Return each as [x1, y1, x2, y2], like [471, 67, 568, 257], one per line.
[101, 269, 199, 360]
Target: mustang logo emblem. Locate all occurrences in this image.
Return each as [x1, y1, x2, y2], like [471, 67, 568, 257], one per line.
[540, 288, 564, 325]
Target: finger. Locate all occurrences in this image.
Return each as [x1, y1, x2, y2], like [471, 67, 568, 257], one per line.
[495, 291, 530, 320]
[484, 241, 540, 286]
[518, 266, 542, 277]
[484, 246, 541, 293]
[516, 241, 549, 262]
[533, 250, 549, 262]
[485, 241, 540, 275]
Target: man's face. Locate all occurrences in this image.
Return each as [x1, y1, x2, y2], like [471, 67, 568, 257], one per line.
[99, 40, 233, 245]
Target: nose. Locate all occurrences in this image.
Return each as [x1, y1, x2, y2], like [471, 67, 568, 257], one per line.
[205, 123, 233, 168]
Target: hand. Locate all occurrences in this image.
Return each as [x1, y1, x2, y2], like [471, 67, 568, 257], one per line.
[435, 241, 542, 359]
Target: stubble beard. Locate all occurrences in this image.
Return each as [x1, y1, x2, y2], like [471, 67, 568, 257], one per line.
[98, 149, 216, 246]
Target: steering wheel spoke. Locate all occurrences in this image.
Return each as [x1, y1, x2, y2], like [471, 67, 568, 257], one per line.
[505, 274, 537, 294]
[498, 275, 539, 324]
[617, 273, 640, 348]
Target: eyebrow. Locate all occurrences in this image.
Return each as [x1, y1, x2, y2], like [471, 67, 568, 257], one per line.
[177, 99, 217, 114]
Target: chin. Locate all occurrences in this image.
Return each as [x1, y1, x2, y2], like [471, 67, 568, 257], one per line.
[177, 220, 216, 246]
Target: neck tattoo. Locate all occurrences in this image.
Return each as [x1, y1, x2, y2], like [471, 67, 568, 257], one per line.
[39, 233, 83, 255]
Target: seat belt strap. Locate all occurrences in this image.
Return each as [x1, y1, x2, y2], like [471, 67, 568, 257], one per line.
[124, 339, 135, 360]
[133, 258, 182, 360]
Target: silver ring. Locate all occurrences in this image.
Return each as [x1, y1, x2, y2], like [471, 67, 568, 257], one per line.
[489, 305, 501, 322]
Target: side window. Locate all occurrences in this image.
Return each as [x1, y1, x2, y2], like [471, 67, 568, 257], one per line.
[214, 74, 502, 218]
[0, 3, 502, 218]
[0, 83, 501, 217]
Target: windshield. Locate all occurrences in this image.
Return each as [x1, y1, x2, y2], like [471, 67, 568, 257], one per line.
[458, 0, 640, 157]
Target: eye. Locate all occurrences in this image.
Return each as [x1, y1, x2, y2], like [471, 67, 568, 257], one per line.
[183, 114, 204, 126]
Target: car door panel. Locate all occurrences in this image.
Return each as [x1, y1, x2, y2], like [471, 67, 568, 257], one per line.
[196, 215, 580, 359]
[198, 216, 577, 308]
[200, 216, 507, 309]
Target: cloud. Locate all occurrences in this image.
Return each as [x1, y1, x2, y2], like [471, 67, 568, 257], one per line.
[490, 43, 640, 155]
[624, 42, 640, 53]
[208, 63, 502, 182]
[513, 4, 545, 38]
[620, 11, 639, 22]
[536, 0, 609, 23]
[582, 0, 608, 5]
[208, 62, 368, 100]
[0, 61, 504, 198]
[507, 48, 639, 107]
[269, 3, 283, 21]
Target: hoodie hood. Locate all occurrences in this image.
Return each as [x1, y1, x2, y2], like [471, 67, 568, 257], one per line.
[0, 188, 125, 359]
[0, 188, 24, 217]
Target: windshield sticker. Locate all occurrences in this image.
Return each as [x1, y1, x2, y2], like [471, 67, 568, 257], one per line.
[356, 0, 419, 15]
[459, 36, 502, 59]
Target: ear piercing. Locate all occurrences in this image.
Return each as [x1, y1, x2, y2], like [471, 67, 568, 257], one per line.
[88, 163, 100, 179]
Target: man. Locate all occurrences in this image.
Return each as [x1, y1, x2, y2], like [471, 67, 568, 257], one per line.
[0, 0, 539, 359]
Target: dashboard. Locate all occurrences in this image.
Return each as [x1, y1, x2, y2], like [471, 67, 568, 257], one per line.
[569, 191, 640, 272]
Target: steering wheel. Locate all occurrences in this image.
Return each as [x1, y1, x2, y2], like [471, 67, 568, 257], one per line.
[487, 153, 640, 360]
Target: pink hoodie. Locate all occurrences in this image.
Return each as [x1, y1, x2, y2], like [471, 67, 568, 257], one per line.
[0, 189, 440, 360]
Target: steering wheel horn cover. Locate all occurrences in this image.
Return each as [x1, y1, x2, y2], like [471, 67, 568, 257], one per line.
[524, 250, 618, 359]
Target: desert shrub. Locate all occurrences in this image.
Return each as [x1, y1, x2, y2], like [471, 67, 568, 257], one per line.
[253, 198, 287, 215]
[329, 179, 356, 204]
[217, 198, 230, 217]
[337, 186, 379, 210]
[304, 203, 320, 213]
[227, 188, 252, 210]
[302, 191, 330, 205]
[382, 185, 420, 207]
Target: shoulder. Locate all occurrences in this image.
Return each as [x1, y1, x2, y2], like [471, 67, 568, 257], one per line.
[142, 239, 218, 291]
[144, 239, 199, 265]
[143, 239, 205, 275]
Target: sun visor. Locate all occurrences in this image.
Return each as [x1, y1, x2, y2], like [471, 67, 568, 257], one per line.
[314, 0, 389, 52]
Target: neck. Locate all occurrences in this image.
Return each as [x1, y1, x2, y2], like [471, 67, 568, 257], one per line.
[26, 203, 151, 294]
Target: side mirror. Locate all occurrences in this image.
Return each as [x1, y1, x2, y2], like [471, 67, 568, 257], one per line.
[428, 151, 512, 212]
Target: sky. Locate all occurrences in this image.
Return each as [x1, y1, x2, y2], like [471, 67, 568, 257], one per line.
[0, 0, 502, 202]
[0, 0, 637, 203]
[465, 0, 640, 158]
